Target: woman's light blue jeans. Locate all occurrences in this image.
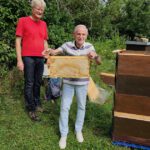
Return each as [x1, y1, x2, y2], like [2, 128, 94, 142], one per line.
[59, 83, 88, 137]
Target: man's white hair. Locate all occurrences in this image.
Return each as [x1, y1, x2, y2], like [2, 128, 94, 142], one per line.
[31, 0, 46, 9]
[74, 24, 88, 34]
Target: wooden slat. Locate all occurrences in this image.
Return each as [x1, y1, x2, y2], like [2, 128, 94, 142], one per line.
[100, 72, 115, 86]
[117, 54, 150, 77]
[114, 111, 150, 122]
[47, 56, 89, 78]
[116, 75, 150, 97]
[114, 93, 150, 116]
[119, 50, 145, 55]
[112, 117, 150, 146]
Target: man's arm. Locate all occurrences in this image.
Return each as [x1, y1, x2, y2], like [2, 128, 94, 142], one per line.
[16, 36, 24, 71]
[41, 40, 49, 58]
[50, 49, 62, 55]
[44, 40, 48, 50]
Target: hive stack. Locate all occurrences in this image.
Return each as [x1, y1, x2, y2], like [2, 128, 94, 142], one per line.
[112, 41, 150, 147]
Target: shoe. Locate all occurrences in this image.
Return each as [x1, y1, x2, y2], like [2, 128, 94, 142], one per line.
[28, 111, 41, 121]
[59, 136, 67, 149]
[36, 106, 44, 113]
[76, 132, 84, 143]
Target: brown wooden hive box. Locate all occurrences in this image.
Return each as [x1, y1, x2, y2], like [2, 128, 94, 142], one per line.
[112, 50, 150, 147]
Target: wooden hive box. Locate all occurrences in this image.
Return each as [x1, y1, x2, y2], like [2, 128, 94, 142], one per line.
[112, 50, 150, 147]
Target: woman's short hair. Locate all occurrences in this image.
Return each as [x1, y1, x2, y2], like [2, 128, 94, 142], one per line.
[31, 0, 46, 9]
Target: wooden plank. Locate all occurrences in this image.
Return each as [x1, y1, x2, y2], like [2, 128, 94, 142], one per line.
[119, 50, 145, 55]
[117, 54, 150, 77]
[112, 117, 150, 146]
[114, 111, 150, 122]
[114, 93, 150, 116]
[47, 56, 89, 78]
[100, 72, 115, 86]
[116, 75, 150, 97]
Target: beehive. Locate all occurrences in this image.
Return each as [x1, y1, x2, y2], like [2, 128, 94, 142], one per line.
[112, 46, 150, 147]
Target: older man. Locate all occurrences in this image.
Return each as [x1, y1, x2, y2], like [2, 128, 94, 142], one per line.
[16, 0, 48, 121]
[44, 24, 100, 149]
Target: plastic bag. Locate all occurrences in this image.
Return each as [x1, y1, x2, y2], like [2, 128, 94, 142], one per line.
[88, 77, 109, 104]
[96, 87, 110, 105]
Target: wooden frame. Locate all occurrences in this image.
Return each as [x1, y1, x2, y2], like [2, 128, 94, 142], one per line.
[47, 56, 90, 78]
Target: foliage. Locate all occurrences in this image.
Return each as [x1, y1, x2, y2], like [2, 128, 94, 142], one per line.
[0, 0, 149, 68]
[0, 41, 16, 67]
[9, 67, 24, 96]
[0, 0, 30, 67]
[116, 0, 150, 39]
[44, 1, 74, 48]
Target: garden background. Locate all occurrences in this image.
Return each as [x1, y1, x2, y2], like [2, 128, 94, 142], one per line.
[0, 0, 150, 149]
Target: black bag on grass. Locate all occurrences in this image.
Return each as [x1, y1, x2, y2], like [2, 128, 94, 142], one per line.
[45, 78, 62, 101]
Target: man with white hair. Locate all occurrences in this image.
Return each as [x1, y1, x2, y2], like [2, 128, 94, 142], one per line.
[44, 24, 101, 149]
[16, 0, 48, 121]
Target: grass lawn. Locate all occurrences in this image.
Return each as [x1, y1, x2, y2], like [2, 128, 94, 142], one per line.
[0, 88, 132, 150]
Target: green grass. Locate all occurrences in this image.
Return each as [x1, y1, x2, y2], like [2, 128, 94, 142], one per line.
[0, 88, 131, 150]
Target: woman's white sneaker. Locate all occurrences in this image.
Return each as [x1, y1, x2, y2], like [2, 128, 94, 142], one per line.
[76, 132, 84, 143]
[59, 136, 67, 149]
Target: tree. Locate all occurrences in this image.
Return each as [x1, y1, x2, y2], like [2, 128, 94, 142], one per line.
[116, 0, 150, 39]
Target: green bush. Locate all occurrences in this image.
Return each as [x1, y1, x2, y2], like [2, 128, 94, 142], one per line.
[1, 0, 148, 69]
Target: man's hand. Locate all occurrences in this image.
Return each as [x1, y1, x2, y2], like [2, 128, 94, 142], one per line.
[17, 60, 24, 71]
[49, 49, 62, 56]
[88, 51, 97, 59]
[88, 51, 101, 65]
[50, 49, 57, 55]
[42, 49, 51, 58]
[94, 55, 101, 65]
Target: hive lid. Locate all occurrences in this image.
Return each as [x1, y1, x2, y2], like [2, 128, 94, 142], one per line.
[126, 41, 150, 46]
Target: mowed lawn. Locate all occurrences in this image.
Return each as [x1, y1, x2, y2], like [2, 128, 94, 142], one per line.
[0, 89, 132, 150]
